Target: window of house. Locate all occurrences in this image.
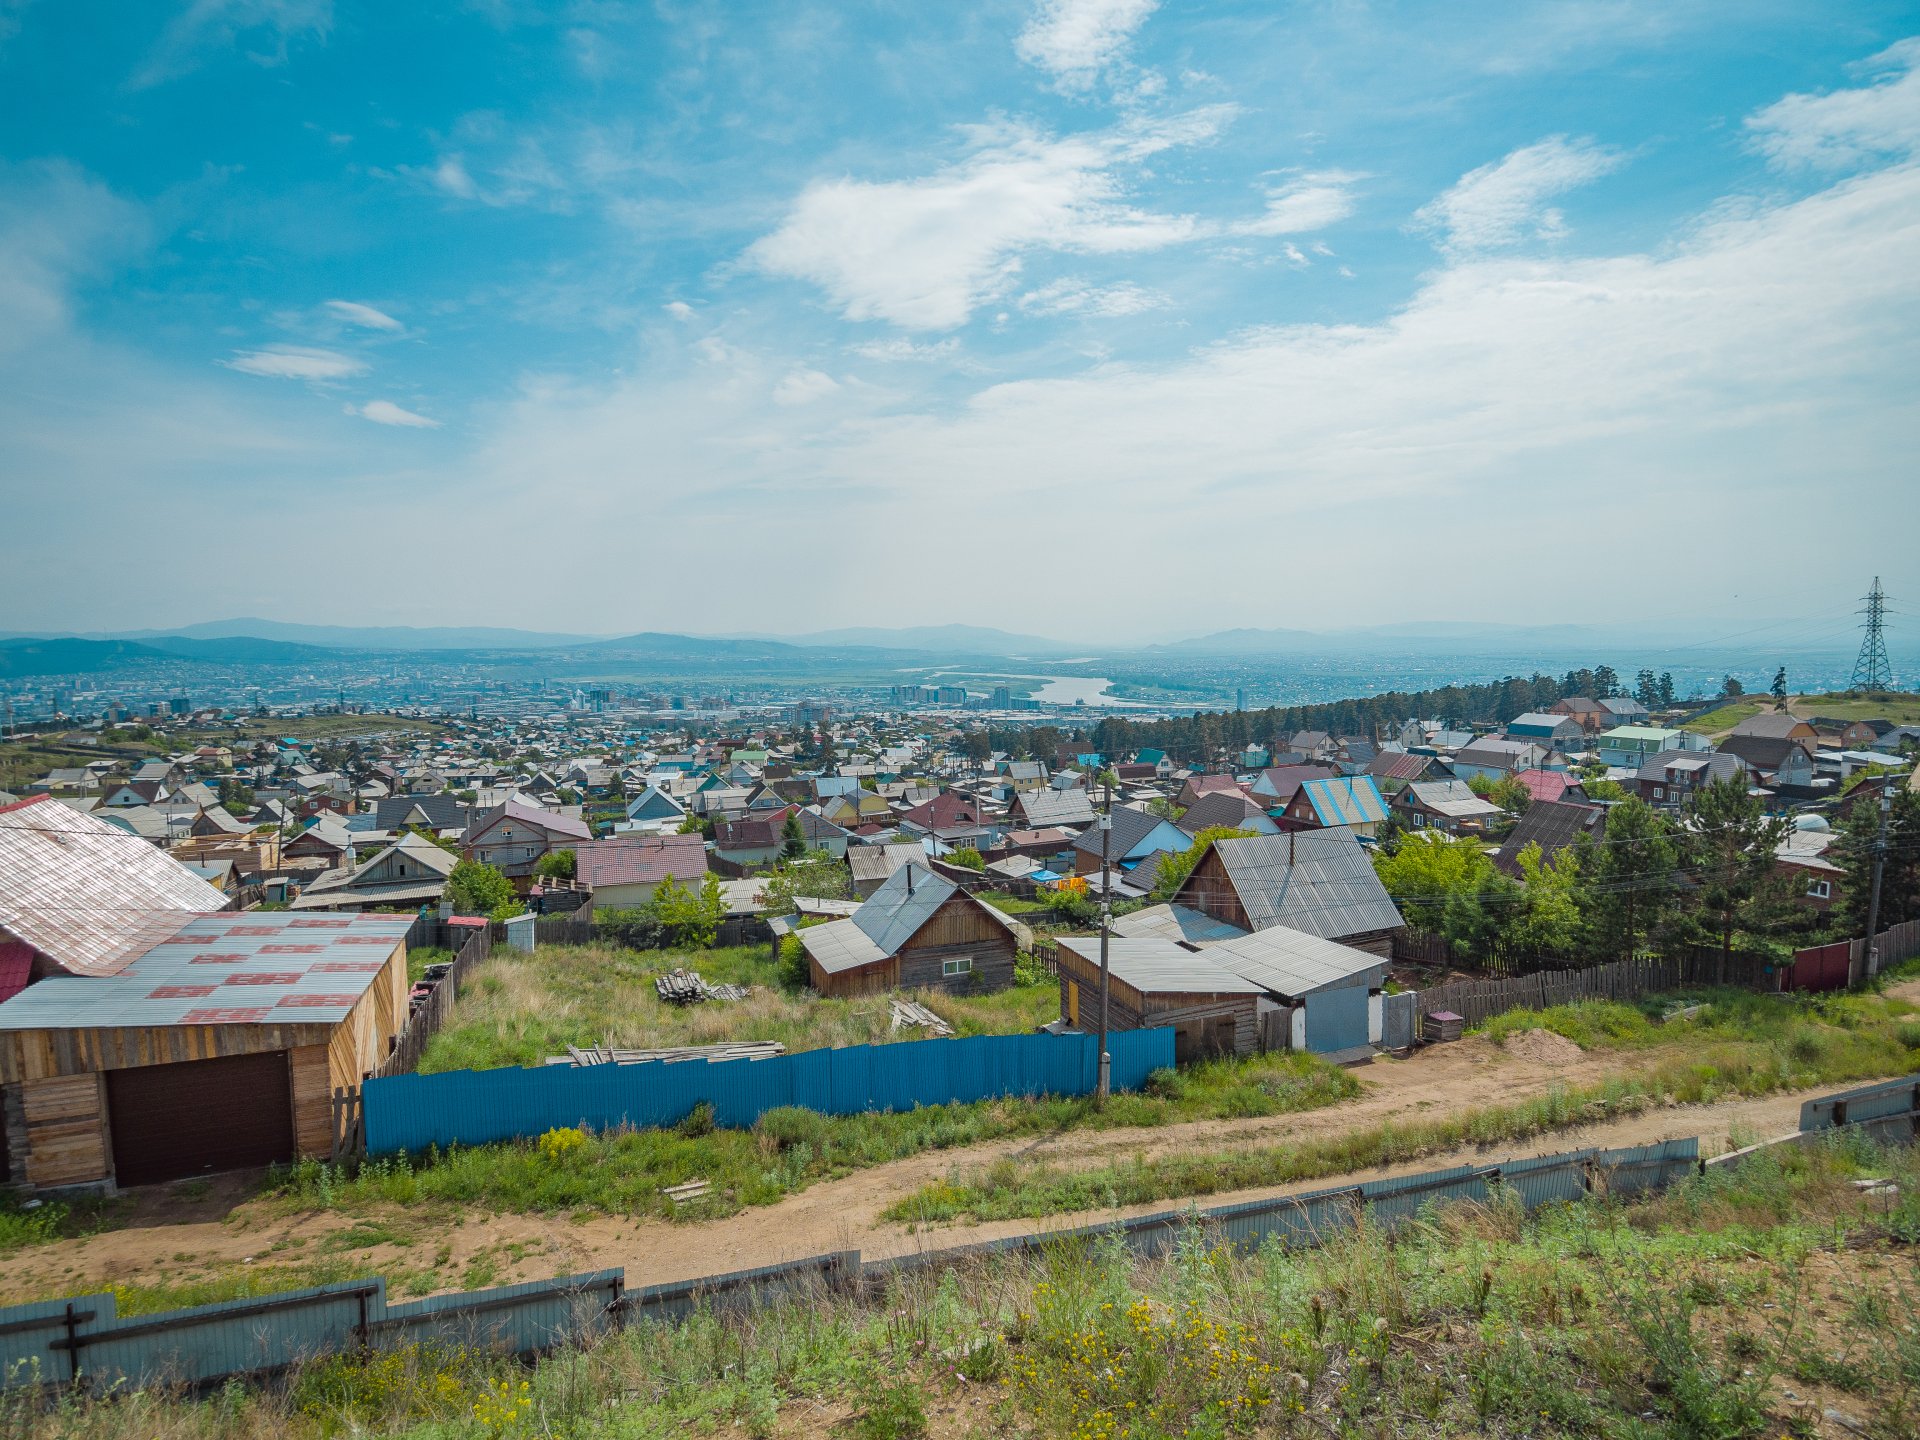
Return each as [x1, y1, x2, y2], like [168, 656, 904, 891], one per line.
[1808, 880, 1831, 899]
[1653, 787, 1664, 800]
[942, 956, 973, 978]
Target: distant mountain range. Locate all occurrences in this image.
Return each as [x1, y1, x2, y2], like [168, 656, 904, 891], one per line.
[0, 634, 335, 677]
[99, 618, 600, 651]
[735, 624, 1075, 655]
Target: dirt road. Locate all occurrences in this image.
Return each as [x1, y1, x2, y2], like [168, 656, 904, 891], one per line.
[2, 1028, 1900, 1305]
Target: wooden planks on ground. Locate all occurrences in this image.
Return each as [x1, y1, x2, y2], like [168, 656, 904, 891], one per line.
[551, 1041, 786, 1067]
[889, 999, 954, 1038]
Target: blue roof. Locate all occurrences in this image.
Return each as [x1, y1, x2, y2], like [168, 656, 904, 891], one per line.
[1297, 775, 1389, 827]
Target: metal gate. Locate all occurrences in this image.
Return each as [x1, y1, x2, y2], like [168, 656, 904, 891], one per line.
[106, 1051, 295, 1186]
[1303, 985, 1370, 1054]
[1380, 990, 1418, 1051]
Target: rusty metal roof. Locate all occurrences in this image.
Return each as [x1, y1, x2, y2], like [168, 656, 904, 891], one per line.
[0, 797, 228, 977]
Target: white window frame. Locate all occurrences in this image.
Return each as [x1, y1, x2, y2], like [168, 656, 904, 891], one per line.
[1653, 786, 1664, 800]
[1808, 880, 1831, 899]
[941, 956, 973, 978]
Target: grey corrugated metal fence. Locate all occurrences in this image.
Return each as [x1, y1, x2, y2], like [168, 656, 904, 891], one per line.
[361, 1027, 1177, 1154]
[15, 1080, 1919, 1397]
[0, 1270, 622, 1393]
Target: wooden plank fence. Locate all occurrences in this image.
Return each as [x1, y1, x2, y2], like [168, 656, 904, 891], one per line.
[370, 923, 492, 1083]
[1412, 946, 1777, 1029]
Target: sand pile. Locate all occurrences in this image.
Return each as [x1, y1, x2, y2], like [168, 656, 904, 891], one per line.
[1501, 1028, 1584, 1065]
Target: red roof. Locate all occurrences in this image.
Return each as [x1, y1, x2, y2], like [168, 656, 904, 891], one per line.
[576, 833, 710, 889]
[1513, 769, 1575, 804]
[897, 790, 981, 829]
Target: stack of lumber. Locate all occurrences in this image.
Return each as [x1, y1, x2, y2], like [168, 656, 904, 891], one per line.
[661, 1178, 711, 1205]
[554, 1041, 786, 1066]
[889, 998, 955, 1037]
[654, 969, 753, 1005]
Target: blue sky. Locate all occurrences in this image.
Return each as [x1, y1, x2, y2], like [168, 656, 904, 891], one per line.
[1, 1, 1917, 641]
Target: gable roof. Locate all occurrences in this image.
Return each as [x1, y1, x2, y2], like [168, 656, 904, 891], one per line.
[1179, 789, 1271, 832]
[1071, 805, 1176, 860]
[1249, 765, 1337, 803]
[1731, 712, 1814, 740]
[851, 861, 1017, 956]
[1716, 735, 1811, 772]
[1293, 775, 1389, 827]
[1058, 936, 1265, 997]
[848, 842, 924, 885]
[1492, 800, 1606, 877]
[1368, 750, 1433, 783]
[0, 796, 228, 977]
[1013, 788, 1097, 828]
[1401, 779, 1503, 819]
[1184, 829, 1403, 940]
[576, 832, 710, 889]
[1512, 768, 1577, 804]
[463, 798, 591, 845]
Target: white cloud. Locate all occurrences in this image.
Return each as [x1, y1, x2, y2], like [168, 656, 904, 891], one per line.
[1016, 0, 1158, 92]
[223, 345, 366, 380]
[352, 399, 439, 428]
[663, 300, 696, 321]
[747, 117, 1217, 330]
[1235, 171, 1363, 236]
[773, 367, 840, 405]
[464, 140, 1920, 632]
[1413, 136, 1623, 254]
[851, 337, 961, 362]
[324, 299, 401, 331]
[1018, 278, 1167, 316]
[129, 0, 332, 90]
[1746, 38, 1920, 169]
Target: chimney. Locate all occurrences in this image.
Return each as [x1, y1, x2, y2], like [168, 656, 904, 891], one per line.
[906, 865, 914, 897]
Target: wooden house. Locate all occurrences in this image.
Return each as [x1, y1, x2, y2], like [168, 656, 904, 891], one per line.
[0, 798, 408, 1192]
[1169, 829, 1404, 956]
[460, 799, 591, 882]
[799, 863, 1018, 998]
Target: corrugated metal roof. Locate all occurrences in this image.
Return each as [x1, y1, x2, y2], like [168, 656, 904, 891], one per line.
[0, 797, 229, 977]
[1113, 903, 1249, 944]
[797, 916, 891, 974]
[0, 911, 411, 1030]
[1205, 830, 1404, 940]
[851, 863, 959, 954]
[1204, 926, 1384, 998]
[1297, 776, 1389, 827]
[1057, 937, 1264, 996]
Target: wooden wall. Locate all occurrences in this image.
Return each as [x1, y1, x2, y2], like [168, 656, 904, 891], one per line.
[324, 941, 409, 1093]
[810, 955, 899, 998]
[15, 1073, 109, 1189]
[1053, 948, 1259, 1057]
[0, 1020, 332, 1085]
[290, 1045, 331, 1158]
[1175, 848, 1253, 932]
[896, 894, 1017, 994]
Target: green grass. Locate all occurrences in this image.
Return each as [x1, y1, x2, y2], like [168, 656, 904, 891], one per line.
[980, 891, 1052, 916]
[20, 1126, 1920, 1438]
[267, 1049, 1361, 1226]
[886, 987, 1920, 1225]
[415, 942, 1062, 1072]
[405, 945, 453, 984]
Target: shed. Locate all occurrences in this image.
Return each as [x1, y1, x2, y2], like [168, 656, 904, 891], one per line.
[1206, 927, 1386, 1053]
[1054, 937, 1264, 1062]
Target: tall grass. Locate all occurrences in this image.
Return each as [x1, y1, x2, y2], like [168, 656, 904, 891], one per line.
[13, 1133, 1920, 1438]
[272, 1049, 1361, 1224]
[889, 988, 1920, 1224]
[416, 942, 1061, 1072]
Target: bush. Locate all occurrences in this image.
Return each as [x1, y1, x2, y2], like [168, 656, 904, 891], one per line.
[948, 847, 985, 872]
[677, 1101, 715, 1138]
[754, 1106, 828, 1152]
[777, 933, 811, 989]
[536, 1126, 586, 1163]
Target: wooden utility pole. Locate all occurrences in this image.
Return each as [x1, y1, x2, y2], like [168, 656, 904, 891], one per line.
[1865, 787, 1892, 973]
[1096, 771, 1113, 1103]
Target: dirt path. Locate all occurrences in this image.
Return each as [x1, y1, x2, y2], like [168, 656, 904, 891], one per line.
[3, 1030, 1902, 1305]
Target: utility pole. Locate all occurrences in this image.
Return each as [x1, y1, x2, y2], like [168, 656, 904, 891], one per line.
[1096, 770, 1113, 1103]
[1864, 786, 1892, 974]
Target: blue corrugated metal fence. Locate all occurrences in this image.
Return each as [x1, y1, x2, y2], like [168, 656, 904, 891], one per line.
[362, 1028, 1175, 1155]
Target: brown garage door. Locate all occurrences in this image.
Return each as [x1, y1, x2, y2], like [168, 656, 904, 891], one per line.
[105, 1051, 294, 1187]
